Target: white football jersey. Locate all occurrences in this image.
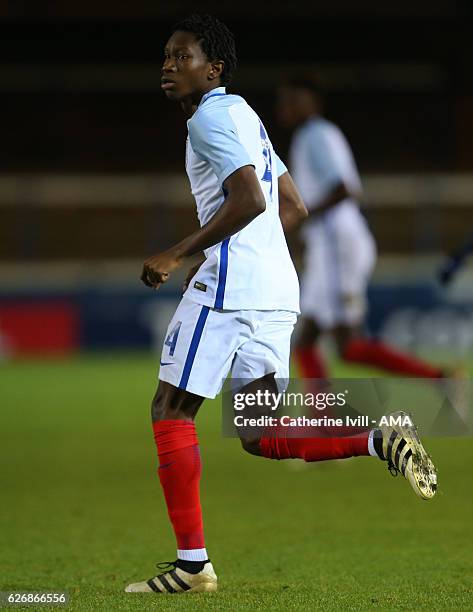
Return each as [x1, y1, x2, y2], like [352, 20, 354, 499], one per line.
[184, 87, 300, 313]
[289, 117, 362, 210]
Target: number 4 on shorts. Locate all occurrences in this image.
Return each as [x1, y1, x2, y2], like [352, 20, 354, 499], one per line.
[164, 321, 182, 356]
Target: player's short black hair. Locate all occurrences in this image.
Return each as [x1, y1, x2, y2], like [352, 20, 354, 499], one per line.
[172, 14, 237, 85]
[283, 74, 325, 100]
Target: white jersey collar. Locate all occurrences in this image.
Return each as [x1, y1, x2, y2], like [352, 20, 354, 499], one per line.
[199, 87, 227, 107]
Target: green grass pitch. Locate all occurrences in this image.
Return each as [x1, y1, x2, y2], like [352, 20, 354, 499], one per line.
[1, 354, 472, 610]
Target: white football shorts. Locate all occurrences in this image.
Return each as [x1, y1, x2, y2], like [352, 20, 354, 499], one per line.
[158, 296, 298, 398]
[300, 203, 377, 329]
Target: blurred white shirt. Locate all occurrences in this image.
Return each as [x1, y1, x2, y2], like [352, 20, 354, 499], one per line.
[289, 117, 362, 210]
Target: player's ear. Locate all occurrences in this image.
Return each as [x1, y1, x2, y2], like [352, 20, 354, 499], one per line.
[208, 60, 224, 81]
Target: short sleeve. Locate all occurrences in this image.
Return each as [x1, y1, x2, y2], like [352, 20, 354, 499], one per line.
[307, 124, 344, 192]
[188, 108, 254, 187]
[274, 152, 288, 177]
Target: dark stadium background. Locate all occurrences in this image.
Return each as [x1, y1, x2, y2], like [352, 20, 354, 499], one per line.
[1, 4, 473, 610]
[1, 0, 473, 357]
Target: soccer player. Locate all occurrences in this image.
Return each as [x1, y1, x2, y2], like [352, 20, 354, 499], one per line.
[125, 16, 437, 596]
[277, 76, 451, 383]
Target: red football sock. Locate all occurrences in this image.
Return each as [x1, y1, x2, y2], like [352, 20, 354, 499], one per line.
[342, 338, 443, 378]
[295, 345, 328, 379]
[153, 420, 205, 551]
[260, 422, 370, 461]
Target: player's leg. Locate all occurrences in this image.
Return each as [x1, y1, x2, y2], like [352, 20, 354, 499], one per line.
[151, 382, 207, 562]
[238, 379, 437, 499]
[295, 222, 331, 382]
[126, 298, 240, 594]
[328, 289, 444, 378]
[237, 376, 437, 499]
[293, 316, 328, 381]
[235, 371, 371, 460]
[232, 311, 371, 460]
[327, 209, 444, 378]
[126, 381, 218, 593]
[233, 311, 437, 499]
[337, 324, 444, 377]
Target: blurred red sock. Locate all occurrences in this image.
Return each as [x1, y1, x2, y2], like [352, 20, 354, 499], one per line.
[153, 420, 205, 551]
[260, 423, 369, 461]
[342, 338, 442, 378]
[295, 345, 328, 379]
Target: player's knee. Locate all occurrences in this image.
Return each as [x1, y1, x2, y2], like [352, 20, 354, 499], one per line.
[239, 436, 262, 456]
[150, 388, 184, 422]
[151, 392, 167, 422]
[294, 317, 321, 348]
[150, 382, 202, 422]
[294, 335, 312, 349]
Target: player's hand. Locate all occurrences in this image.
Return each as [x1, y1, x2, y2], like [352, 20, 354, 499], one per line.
[182, 258, 205, 292]
[141, 249, 184, 289]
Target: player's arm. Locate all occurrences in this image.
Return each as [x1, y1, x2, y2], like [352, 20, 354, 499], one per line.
[278, 171, 308, 232]
[306, 124, 361, 218]
[273, 152, 307, 232]
[141, 165, 265, 289]
[175, 164, 265, 254]
[307, 180, 361, 218]
[142, 109, 267, 289]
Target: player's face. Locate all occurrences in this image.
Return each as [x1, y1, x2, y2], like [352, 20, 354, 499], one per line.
[161, 31, 213, 102]
[276, 86, 316, 129]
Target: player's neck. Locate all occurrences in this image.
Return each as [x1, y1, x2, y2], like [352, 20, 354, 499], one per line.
[296, 112, 319, 128]
[180, 84, 225, 118]
[181, 98, 198, 118]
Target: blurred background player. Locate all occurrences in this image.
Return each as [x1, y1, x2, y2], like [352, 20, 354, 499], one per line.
[277, 75, 450, 384]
